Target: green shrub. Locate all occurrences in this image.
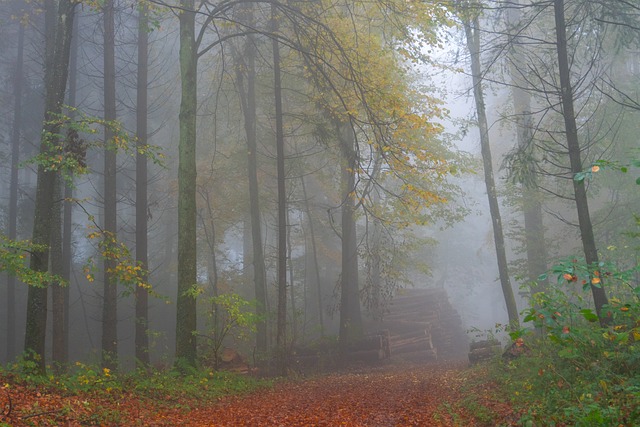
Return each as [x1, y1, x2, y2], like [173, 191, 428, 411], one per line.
[500, 257, 640, 426]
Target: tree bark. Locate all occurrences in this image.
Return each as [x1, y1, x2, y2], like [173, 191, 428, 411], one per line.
[505, 2, 549, 293]
[175, 0, 198, 368]
[236, 4, 267, 356]
[135, 2, 150, 367]
[300, 176, 324, 337]
[553, 0, 609, 322]
[51, 176, 66, 370]
[272, 4, 288, 376]
[6, 20, 25, 363]
[24, 0, 76, 374]
[338, 122, 363, 354]
[102, 0, 118, 370]
[464, 17, 520, 328]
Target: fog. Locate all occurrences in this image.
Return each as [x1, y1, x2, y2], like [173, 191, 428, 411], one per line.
[1, 0, 638, 373]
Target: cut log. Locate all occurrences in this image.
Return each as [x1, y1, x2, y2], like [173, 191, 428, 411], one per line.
[390, 329, 430, 341]
[392, 335, 433, 351]
[392, 338, 434, 355]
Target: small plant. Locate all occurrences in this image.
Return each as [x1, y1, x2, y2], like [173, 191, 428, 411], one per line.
[197, 292, 260, 369]
[498, 255, 640, 426]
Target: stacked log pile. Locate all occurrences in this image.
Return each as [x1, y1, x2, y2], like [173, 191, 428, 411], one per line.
[369, 288, 468, 362]
[348, 330, 391, 362]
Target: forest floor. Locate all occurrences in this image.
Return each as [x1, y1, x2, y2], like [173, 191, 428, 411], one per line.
[1, 361, 520, 426]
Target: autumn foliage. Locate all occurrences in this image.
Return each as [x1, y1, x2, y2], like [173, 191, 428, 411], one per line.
[0, 363, 518, 426]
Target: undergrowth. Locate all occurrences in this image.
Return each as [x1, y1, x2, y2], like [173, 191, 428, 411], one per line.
[1, 360, 272, 403]
[485, 256, 640, 426]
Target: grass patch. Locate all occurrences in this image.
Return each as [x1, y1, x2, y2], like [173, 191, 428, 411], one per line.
[1, 359, 272, 404]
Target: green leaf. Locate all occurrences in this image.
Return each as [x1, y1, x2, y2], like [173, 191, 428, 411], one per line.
[580, 309, 599, 322]
[574, 172, 586, 182]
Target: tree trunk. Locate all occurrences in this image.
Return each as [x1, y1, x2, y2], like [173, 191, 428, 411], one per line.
[553, 0, 609, 322]
[464, 17, 519, 328]
[287, 208, 297, 341]
[6, 20, 24, 363]
[236, 4, 267, 356]
[338, 122, 363, 354]
[272, 4, 288, 376]
[24, 0, 76, 375]
[60, 11, 79, 369]
[506, 2, 549, 294]
[51, 177, 66, 370]
[102, 0, 118, 370]
[175, 0, 198, 368]
[300, 176, 324, 337]
[135, 2, 150, 367]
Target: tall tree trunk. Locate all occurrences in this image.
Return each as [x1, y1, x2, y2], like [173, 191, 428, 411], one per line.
[51, 177, 66, 370]
[175, 0, 198, 368]
[135, 2, 150, 367]
[338, 122, 363, 354]
[102, 0, 118, 369]
[60, 12, 79, 368]
[369, 216, 383, 320]
[553, 0, 609, 322]
[300, 176, 324, 337]
[287, 208, 297, 342]
[272, 4, 288, 375]
[6, 20, 25, 363]
[464, 17, 519, 328]
[24, 0, 76, 375]
[506, 2, 548, 293]
[236, 4, 267, 356]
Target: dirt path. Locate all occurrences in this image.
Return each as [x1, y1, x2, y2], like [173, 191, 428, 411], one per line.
[2, 363, 517, 426]
[154, 363, 514, 426]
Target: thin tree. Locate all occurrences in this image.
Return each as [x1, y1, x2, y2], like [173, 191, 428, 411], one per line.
[553, 0, 609, 321]
[272, 3, 288, 375]
[102, 0, 118, 369]
[135, 1, 150, 366]
[300, 175, 324, 337]
[504, 1, 549, 293]
[6, 18, 25, 363]
[463, 13, 520, 327]
[234, 4, 268, 357]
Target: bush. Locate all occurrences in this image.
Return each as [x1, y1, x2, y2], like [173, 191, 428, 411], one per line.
[499, 257, 640, 426]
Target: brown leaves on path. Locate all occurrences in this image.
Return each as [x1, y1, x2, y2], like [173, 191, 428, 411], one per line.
[2, 362, 517, 426]
[158, 362, 514, 426]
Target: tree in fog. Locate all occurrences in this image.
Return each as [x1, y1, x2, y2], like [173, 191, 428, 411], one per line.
[488, 0, 618, 321]
[503, 0, 549, 294]
[552, 0, 609, 320]
[233, 4, 268, 357]
[271, 3, 288, 374]
[461, 8, 519, 327]
[24, 0, 76, 374]
[175, 0, 198, 368]
[6, 11, 25, 363]
[135, 1, 150, 367]
[101, 0, 119, 369]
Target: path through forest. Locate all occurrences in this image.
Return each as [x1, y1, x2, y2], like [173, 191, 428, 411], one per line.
[2, 362, 519, 426]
